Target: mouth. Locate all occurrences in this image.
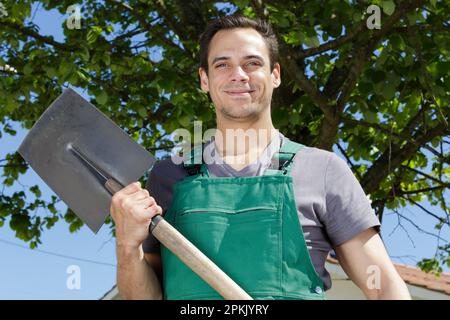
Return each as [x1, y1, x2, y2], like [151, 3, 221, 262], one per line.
[224, 90, 255, 97]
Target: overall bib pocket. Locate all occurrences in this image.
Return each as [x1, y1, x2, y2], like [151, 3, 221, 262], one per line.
[170, 206, 283, 297]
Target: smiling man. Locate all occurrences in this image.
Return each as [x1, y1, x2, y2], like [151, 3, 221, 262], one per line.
[110, 15, 411, 300]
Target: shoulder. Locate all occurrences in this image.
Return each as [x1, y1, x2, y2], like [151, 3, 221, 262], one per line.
[290, 143, 352, 171]
[291, 145, 338, 172]
[152, 156, 185, 175]
[145, 156, 188, 191]
[295, 145, 334, 159]
[289, 144, 356, 195]
[292, 145, 360, 187]
[279, 133, 336, 166]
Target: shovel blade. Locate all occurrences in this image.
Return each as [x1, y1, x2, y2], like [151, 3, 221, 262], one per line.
[18, 88, 155, 233]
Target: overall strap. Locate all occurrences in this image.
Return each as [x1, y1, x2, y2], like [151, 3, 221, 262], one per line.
[265, 139, 305, 176]
[183, 143, 208, 176]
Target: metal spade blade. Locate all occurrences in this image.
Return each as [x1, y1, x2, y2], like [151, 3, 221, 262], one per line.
[18, 88, 155, 233]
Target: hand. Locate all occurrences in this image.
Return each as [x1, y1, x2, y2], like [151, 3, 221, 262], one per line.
[110, 181, 162, 249]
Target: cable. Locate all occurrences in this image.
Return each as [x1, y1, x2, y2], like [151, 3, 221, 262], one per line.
[0, 238, 116, 267]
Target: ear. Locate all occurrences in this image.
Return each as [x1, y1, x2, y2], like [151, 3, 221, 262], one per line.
[199, 67, 210, 92]
[271, 63, 281, 88]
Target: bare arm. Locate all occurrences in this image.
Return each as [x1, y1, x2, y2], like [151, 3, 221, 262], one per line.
[334, 227, 411, 300]
[116, 245, 162, 300]
[111, 181, 163, 300]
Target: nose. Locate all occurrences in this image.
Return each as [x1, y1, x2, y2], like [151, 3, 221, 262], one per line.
[229, 65, 249, 83]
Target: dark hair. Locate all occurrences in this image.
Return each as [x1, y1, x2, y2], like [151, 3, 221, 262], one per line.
[199, 15, 279, 74]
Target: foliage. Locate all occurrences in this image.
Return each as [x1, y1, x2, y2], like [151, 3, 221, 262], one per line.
[0, 0, 448, 272]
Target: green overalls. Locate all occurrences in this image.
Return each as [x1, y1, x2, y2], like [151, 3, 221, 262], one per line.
[161, 138, 325, 300]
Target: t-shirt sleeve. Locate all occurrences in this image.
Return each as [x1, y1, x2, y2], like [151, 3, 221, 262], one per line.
[141, 158, 187, 253]
[322, 153, 381, 247]
[142, 167, 163, 254]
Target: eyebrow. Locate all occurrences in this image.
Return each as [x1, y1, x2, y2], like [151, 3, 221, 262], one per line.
[211, 55, 265, 65]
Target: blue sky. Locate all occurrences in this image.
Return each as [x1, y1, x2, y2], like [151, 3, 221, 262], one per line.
[0, 2, 448, 300]
[1, 122, 117, 299]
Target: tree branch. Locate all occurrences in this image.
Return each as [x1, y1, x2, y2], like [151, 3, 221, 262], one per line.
[294, 23, 366, 60]
[392, 209, 449, 243]
[404, 196, 450, 226]
[278, 46, 332, 117]
[361, 122, 449, 194]
[336, 0, 427, 112]
[151, 0, 197, 58]
[314, 0, 427, 150]
[401, 165, 449, 186]
[341, 115, 450, 164]
[1, 21, 74, 51]
[400, 185, 450, 195]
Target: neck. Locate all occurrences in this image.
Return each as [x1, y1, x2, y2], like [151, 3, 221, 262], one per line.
[214, 110, 278, 158]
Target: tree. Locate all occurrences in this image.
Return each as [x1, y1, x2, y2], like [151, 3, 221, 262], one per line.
[0, 0, 448, 272]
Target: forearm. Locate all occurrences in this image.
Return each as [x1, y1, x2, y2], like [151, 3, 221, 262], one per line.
[378, 277, 411, 300]
[365, 275, 411, 300]
[116, 244, 162, 300]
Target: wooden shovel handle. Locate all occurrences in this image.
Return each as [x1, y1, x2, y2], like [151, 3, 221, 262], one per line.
[105, 179, 124, 195]
[106, 178, 252, 300]
[150, 215, 253, 300]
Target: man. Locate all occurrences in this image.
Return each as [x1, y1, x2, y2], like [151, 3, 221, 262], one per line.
[110, 15, 411, 300]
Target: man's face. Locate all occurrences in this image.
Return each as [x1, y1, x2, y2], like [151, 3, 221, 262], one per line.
[199, 28, 281, 121]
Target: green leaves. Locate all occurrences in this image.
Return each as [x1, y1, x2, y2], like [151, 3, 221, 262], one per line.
[44, 66, 58, 78]
[64, 209, 84, 233]
[9, 214, 31, 232]
[418, 258, 442, 275]
[304, 35, 320, 48]
[370, 70, 386, 83]
[378, 82, 396, 100]
[2, 152, 27, 186]
[96, 90, 108, 105]
[87, 26, 103, 44]
[23, 63, 33, 76]
[289, 113, 300, 125]
[30, 185, 42, 198]
[69, 219, 84, 233]
[0, 0, 448, 272]
[282, 28, 320, 48]
[381, 0, 395, 16]
[44, 215, 59, 230]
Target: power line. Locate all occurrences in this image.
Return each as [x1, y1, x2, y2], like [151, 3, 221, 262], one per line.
[0, 238, 116, 267]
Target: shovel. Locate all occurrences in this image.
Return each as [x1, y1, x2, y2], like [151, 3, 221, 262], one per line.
[18, 88, 252, 300]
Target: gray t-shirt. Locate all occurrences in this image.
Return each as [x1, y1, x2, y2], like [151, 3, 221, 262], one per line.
[143, 131, 381, 291]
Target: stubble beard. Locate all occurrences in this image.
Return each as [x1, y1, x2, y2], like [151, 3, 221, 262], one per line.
[219, 96, 270, 121]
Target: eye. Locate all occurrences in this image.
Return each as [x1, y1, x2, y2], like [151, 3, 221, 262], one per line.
[215, 63, 227, 69]
[247, 61, 262, 67]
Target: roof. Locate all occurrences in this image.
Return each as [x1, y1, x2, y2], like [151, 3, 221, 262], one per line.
[326, 256, 450, 295]
[101, 257, 450, 299]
